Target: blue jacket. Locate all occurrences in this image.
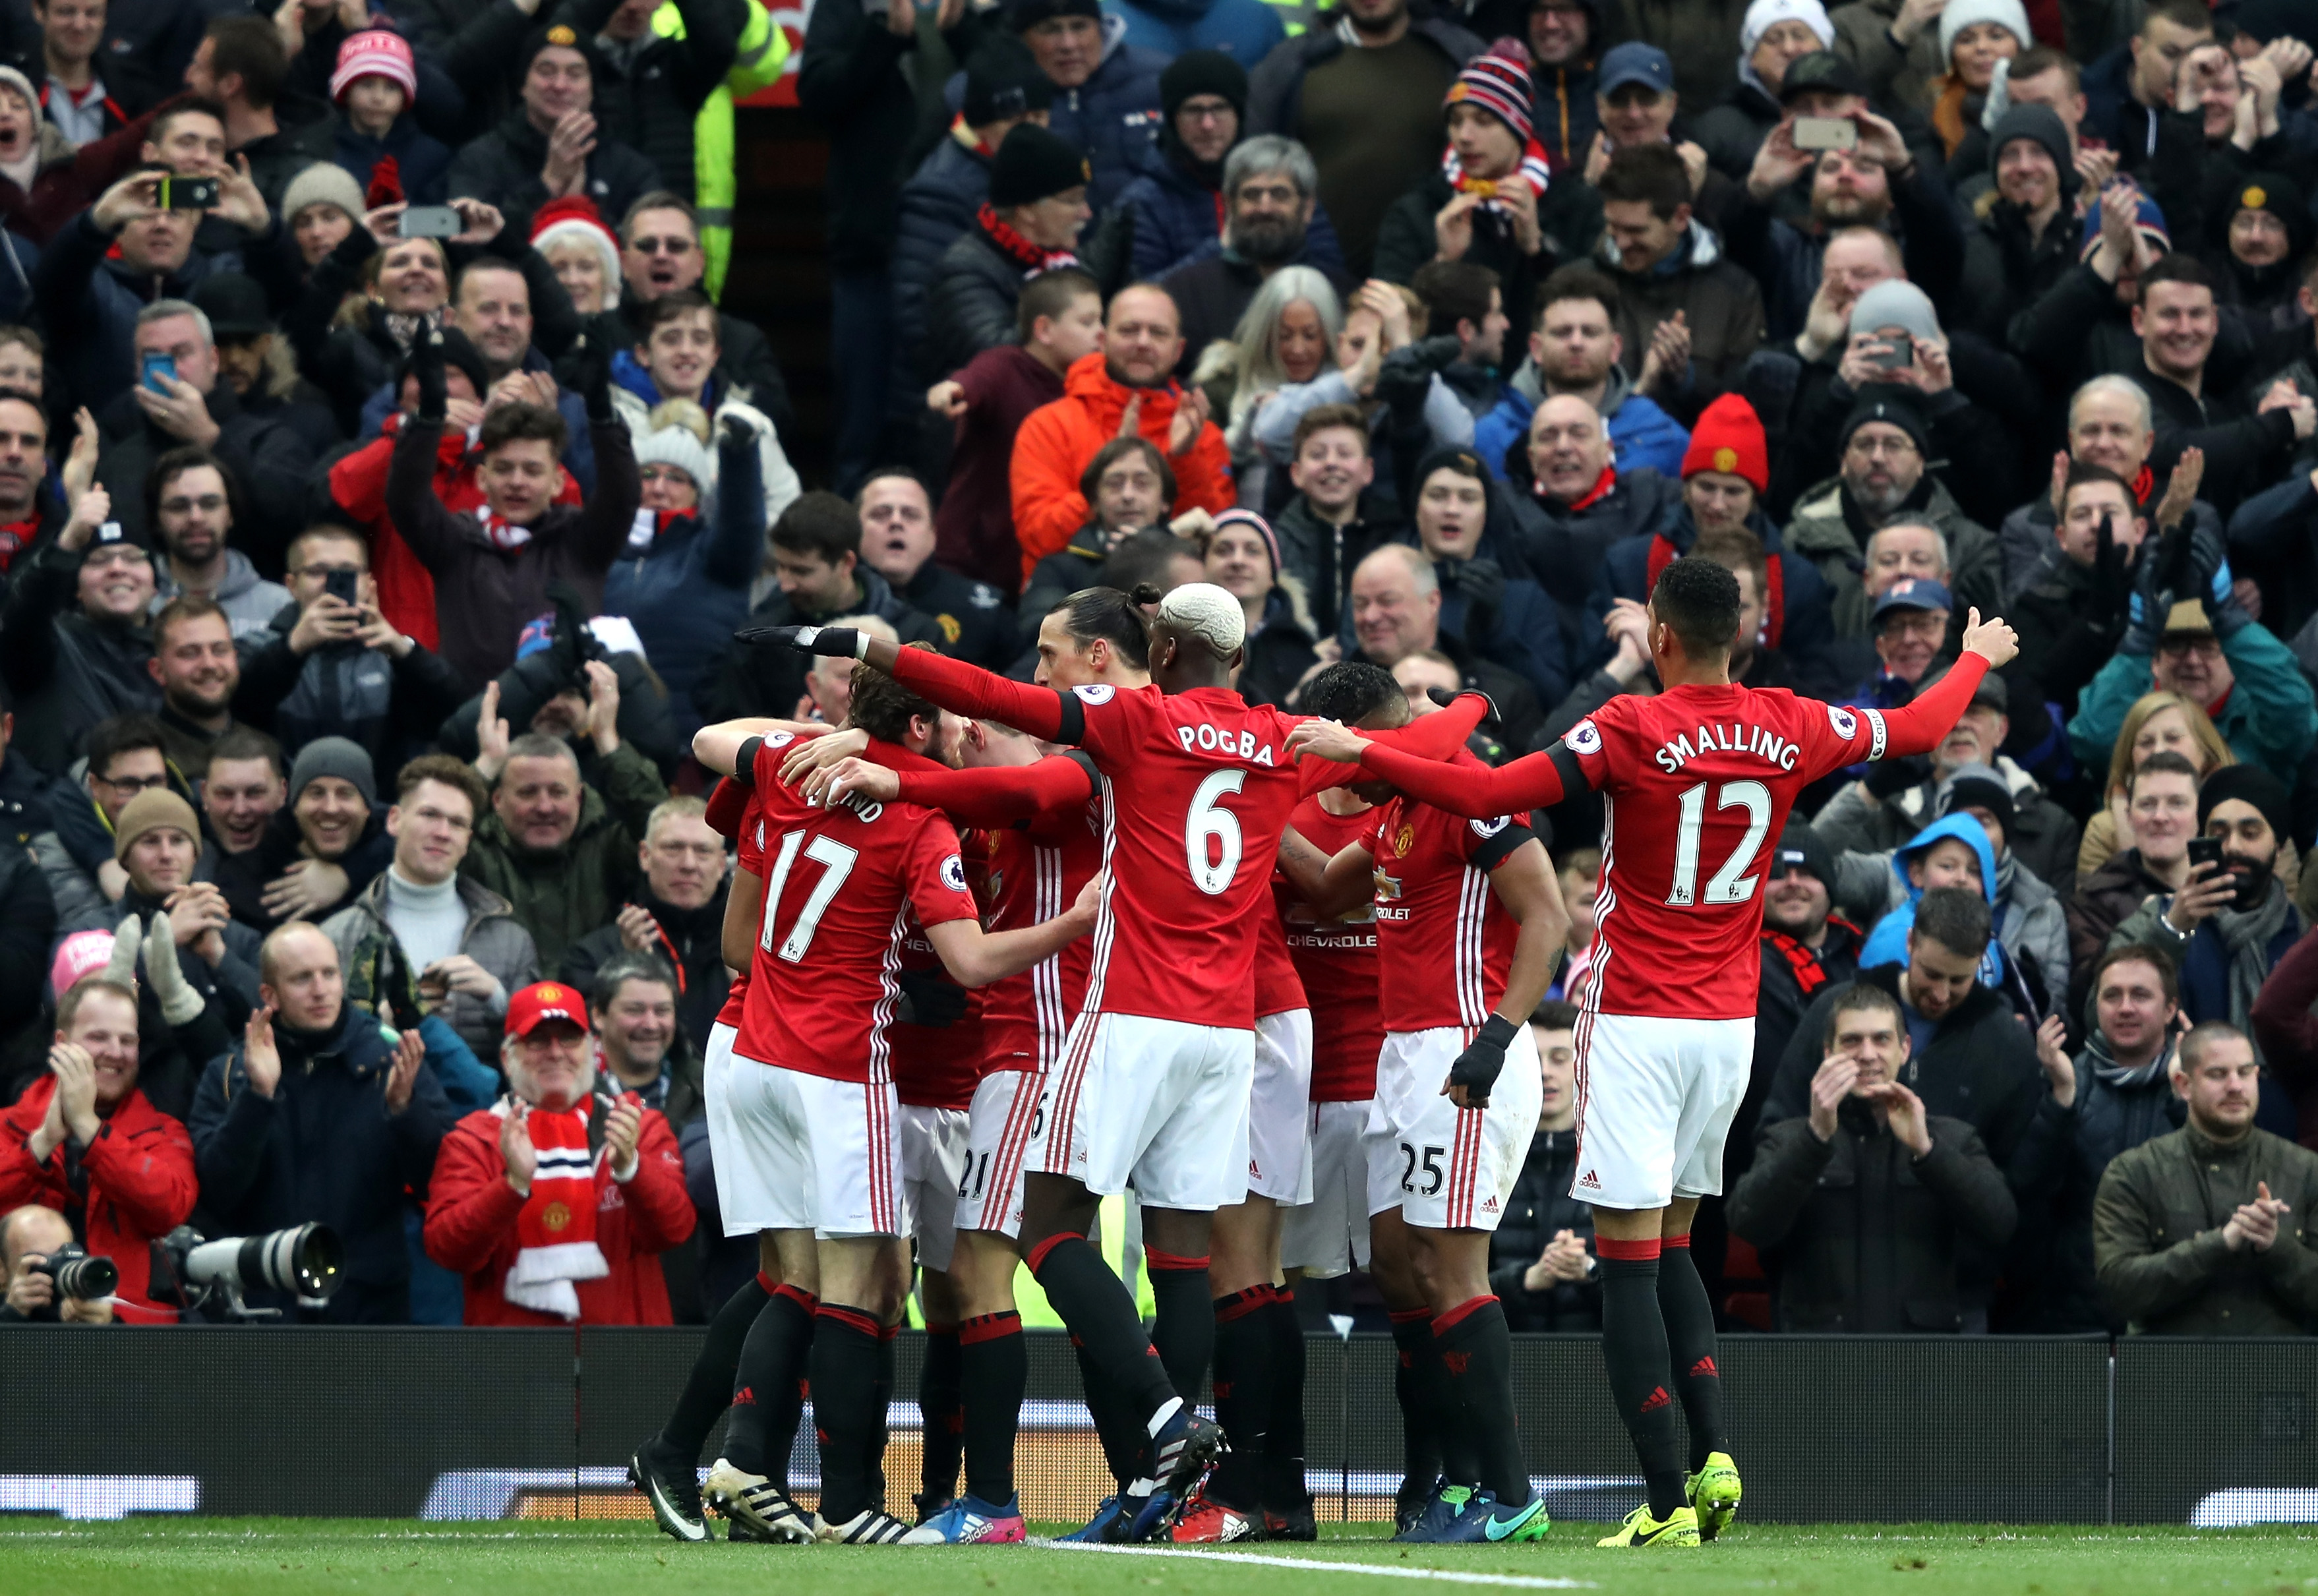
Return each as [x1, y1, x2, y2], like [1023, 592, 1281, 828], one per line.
[187, 1002, 454, 1322]
[1858, 812, 2006, 984]
[893, 135, 991, 400]
[1584, 505, 1833, 676]
[1473, 363, 1690, 485]
[602, 425, 763, 733]
[1110, 0, 1284, 69]
[949, 16, 1165, 214]
[1120, 138, 1349, 283]
[330, 111, 454, 207]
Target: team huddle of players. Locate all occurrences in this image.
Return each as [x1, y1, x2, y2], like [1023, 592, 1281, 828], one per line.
[624, 558, 2018, 1551]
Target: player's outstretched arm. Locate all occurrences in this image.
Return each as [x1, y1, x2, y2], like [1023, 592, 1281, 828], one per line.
[694, 717, 827, 775]
[892, 756, 1097, 826]
[1444, 839, 1571, 1110]
[743, 624, 1069, 741]
[1877, 611, 2018, 759]
[928, 872, 1104, 987]
[1289, 691, 1489, 798]
[1276, 825, 1377, 921]
[1361, 740, 1578, 819]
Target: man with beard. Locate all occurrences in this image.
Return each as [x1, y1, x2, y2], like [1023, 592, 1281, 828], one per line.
[138, 448, 289, 639]
[560, 796, 730, 1053]
[1160, 134, 1350, 370]
[0, 390, 63, 594]
[1475, 267, 1689, 483]
[1009, 285, 1232, 581]
[1956, 104, 2081, 347]
[2110, 769, 2306, 1124]
[1730, 113, 1964, 342]
[1785, 390, 2000, 641]
[1125, 51, 1259, 281]
[1247, 0, 1480, 275]
[145, 596, 245, 776]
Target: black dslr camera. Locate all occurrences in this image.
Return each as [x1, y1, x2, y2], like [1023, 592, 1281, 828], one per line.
[30, 1243, 118, 1301]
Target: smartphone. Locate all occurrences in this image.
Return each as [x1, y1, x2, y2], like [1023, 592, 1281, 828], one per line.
[1793, 116, 1858, 152]
[323, 569, 359, 607]
[1868, 336, 1915, 370]
[2186, 835, 2224, 875]
[159, 174, 218, 210]
[140, 351, 177, 394]
[400, 205, 463, 239]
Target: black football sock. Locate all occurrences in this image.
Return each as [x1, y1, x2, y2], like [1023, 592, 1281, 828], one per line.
[1599, 1241, 1688, 1519]
[1388, 1307, 1442, 1491]
[1028, 1234, 1178, 1420]
[960, 1311, 1026, 1506]
[870, 1321, 899, 1507]
[1435, 1295, 1529, 1508]
[808, 1303, 885, 1525]
[918, 1322, 963, 1505]
[1073, 1332, 1142, 1491]
[1263, 1289, 1308, 1506]
[1205, 1284, 1274, 1508]
[1144, 1246, 1213, 1415]
[724, 1282, 815, 1480]
[1659, 1235, 1726, 1472]
[657, 1271, 769, 1464]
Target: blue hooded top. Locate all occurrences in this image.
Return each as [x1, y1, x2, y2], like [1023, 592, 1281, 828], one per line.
[1857, 812, 2006, 986]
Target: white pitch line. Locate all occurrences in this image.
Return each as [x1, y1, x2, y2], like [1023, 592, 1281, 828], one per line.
[1038, 1538, 1596, 1588]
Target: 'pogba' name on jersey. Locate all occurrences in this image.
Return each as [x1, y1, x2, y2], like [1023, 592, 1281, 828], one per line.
[1172, 719, 1280, 764]
[1653, 719, 1803, 775]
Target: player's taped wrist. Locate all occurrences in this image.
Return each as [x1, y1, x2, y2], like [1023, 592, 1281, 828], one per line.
[1450, 1013, 1519, 1100]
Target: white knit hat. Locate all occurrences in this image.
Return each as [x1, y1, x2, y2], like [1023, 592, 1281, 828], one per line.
[0, 65, 36, 117]
[631, 420, 716, 498]
[282, 161, 367, 223]
[1939, 0, 2031, 67]
[1739, 0, 1833, 59]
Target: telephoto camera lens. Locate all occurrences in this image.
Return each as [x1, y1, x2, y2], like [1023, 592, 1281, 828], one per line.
[185, 1222, 343, 1299]
[34, 1243, 119, 1301]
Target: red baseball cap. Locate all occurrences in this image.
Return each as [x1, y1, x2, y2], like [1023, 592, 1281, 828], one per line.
[505, 981, 587, 1038]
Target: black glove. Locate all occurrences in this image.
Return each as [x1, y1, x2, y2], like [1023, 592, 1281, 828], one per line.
[717, 414, 756, 452]
[2086, 510, 2131, 639]
[546, 580, 595, 688]
[1448, 1013, 1518, 1107]
[736, 624, 864, 658]
[893, 969, 969, 1029]
[572, 334, 614, 424]
[1453, 556, 1506, 642]
[1428, 684, 1500, 723]
[1374, 334, 1461, 413]
[413, 328, 447, 423]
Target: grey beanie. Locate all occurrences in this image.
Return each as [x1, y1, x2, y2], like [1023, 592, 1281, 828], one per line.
[290, 736, 377, 807]
[1849, 278, 1942, 343]
[281, 161, 369, 224]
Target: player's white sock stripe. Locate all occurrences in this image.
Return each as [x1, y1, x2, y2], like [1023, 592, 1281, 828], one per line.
[1039, 1542, 1594, 1587]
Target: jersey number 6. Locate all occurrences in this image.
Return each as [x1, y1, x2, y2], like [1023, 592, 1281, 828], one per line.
[1666, 779, 1771, 907]
[1185, 769, 1246, 896]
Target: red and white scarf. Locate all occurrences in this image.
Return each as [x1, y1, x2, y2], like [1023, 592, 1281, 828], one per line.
[473, 508, 535, 550]
[976, 202, 1081, 280]
[502, 1098, 607, 1320]
[1442, 139, 1552, 220]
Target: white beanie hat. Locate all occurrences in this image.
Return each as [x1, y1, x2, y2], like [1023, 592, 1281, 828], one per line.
[632, 421, 716, 498]
[1739, 0, 1834, 59]
[1939, 0, 2031, 69]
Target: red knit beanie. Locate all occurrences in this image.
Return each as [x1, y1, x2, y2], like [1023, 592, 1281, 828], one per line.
[1680, 392, 1768, 492]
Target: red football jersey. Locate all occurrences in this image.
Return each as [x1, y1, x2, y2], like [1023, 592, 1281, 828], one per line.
[887, 914, 980, 1111]
[1280, 796, 1382, 1102]
[713, 777, 756, 1031]
[978, 798, 1104, 1077]
[732, 735, 979, 1084]
[1071, 684, 1307, 1028]
[1568, 684, 1895, 1020]
[1253, 901, 1307, 1020]
[1367, 754, 1534, 1034]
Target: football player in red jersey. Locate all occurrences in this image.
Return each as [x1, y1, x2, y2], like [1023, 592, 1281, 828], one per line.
[1277, 663, 1570, 1545]
[1290, 558, 2019, 1548]
[695, 659, 1102, 1546]
[754, 583, 1487, 1539]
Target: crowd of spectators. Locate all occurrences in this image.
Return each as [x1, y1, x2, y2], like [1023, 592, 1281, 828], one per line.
[0, 0, 2315, 1340]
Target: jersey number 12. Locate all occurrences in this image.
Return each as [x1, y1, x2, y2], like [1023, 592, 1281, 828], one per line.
[1666, 780, 1770, 906]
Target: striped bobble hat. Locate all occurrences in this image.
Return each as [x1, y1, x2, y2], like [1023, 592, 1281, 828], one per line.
[1444, 38, 1535, 146]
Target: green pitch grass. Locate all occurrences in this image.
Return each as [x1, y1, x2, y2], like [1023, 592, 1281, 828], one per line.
[7, 1519, 2318, 1596]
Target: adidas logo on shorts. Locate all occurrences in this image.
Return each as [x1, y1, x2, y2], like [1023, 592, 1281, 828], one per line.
[1480, 1195, 1498, 1212]
[1578, 1169, 1601, 1190]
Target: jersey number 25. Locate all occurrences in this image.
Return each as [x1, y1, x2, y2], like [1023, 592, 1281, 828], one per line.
[1666, 780, 1771, 907]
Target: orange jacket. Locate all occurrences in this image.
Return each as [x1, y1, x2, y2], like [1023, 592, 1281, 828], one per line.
[1011, 351, 1235, 584]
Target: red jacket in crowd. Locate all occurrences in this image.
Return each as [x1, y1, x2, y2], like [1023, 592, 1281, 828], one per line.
[0, 1076, 198, 1315]
[327, 411, 583, 652]
[1009, 350, 1235, 584]
[421, 1099, 694, 1326]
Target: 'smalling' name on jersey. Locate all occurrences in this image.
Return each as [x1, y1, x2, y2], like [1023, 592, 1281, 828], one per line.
[1653, 720, 1800, 775]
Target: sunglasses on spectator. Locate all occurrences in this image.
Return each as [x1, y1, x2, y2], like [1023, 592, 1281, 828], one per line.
[630, 237, 694, 255]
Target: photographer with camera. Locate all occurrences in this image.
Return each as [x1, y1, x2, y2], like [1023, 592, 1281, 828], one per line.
[189, 921, 451, 1323]
[1, 1206, 113, 1323]
[0, 976, 197, 1320]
